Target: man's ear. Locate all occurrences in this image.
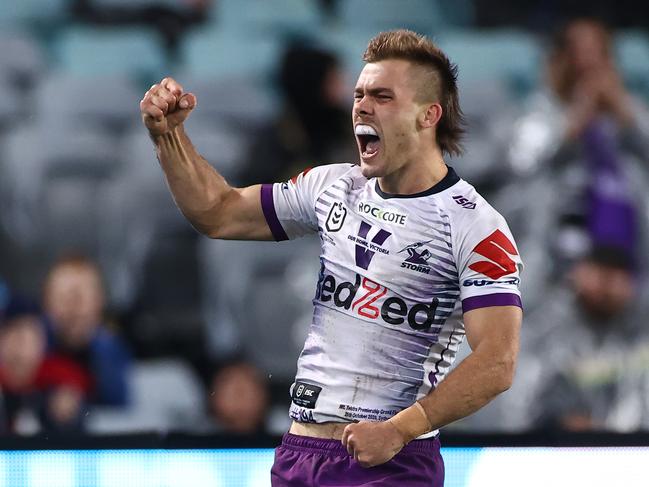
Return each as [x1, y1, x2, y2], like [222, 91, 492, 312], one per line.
[419, 103, 443, 129]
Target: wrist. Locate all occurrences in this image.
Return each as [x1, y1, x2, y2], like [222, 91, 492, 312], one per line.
[149, 124, 184, 144]
[387, 401, 432, 444]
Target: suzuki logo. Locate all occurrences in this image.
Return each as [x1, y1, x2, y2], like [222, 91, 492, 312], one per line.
[325, 202, 347, 232]
[469, 230, 518, 279]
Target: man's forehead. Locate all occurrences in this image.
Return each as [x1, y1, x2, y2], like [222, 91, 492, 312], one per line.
[355, 59, 415, 89]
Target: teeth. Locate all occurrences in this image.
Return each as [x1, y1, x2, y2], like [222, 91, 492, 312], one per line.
[355, 124, 378, 137]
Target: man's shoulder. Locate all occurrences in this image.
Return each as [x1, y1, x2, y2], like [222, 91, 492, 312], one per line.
[439, 177, 504, 223]
[308, 162, 360, 181]
[295, 163, 363, 194]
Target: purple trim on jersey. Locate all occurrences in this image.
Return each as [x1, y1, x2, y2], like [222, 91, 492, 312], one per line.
[271, 433, 444, 486]
[462, 292, 522, 313]
[261, 183, 289, 241]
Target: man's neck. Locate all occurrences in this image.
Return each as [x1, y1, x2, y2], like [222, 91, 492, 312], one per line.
[378, 152, 448, 195]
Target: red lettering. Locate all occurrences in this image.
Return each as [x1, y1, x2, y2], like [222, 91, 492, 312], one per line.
[352, 278, 387, 319]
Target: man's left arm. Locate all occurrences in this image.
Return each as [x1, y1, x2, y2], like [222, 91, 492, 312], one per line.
[342, 305, 522, 467]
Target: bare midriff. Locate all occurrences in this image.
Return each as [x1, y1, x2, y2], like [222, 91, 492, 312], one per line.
[289, 421, 351, 440]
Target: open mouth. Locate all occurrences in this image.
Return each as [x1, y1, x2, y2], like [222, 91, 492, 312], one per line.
[355, 124, 381, 159]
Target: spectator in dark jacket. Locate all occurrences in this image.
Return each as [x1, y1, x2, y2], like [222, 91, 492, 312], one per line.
[42, 255, 131, 407]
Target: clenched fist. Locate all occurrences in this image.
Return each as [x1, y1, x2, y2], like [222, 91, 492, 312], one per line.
[140, 77, 196, 137]
[341, 420, 406, 468]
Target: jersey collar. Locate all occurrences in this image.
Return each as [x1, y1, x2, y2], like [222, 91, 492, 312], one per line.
[374, 166, 460, 199]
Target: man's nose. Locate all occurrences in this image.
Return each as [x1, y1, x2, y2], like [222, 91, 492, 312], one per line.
[354, 96, 373, 116]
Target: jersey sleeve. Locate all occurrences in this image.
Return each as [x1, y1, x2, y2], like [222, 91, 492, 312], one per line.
[260, 164, 353, 241]
[455, 206, 523, 313]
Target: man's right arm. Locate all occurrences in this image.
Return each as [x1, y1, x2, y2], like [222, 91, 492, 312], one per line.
[140, 77, 273, 241]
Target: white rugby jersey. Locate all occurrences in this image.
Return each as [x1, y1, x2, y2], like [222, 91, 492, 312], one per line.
[260, 163, 522, 434]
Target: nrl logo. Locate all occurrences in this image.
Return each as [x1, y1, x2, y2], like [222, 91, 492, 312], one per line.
[325, 202, 347, 232]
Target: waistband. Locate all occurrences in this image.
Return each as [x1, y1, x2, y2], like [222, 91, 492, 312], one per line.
[280, 432, 440, 455]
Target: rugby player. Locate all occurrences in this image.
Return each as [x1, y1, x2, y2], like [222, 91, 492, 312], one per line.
[140, 29, 523, 486]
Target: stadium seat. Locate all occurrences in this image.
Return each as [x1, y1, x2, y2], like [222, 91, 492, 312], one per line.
[198, 237, 321, 380]
[92, 0, 196, 12]
[437, 30, 542, 97]
[86, 359, 206, 433]
[181, 122, 248, 183]
[174, 74, 278, 129]
[315, 27, 382, 86]
[180, 27, 282, 82]
[1, 125, 118, 251]
[101, 118, 249, 299]
[98, 131, 185, 309]
[215, 0, 323, 35]
[436, 0, 475, 28]
[54, 26, 167, 79]
[337, 0, 444, 33]
[448, 79, 518, 187]
[35, 73, 142, 134]
[0, 32, 45, 88]
[0, 78, 24, 128]
[615, 30, 649, 97]
[0, 0, 68, 29]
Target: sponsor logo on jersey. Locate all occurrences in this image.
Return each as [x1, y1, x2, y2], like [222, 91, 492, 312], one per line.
[398, 240, 434, 274]
[463, 277, 520, 287]
[348, 221, 391, 270]
[469, 230, 518, 279]
[315, 267, 440, 331]
[452, 194, 476, 209]
[325, 202, 347, 232]
[292, 381, 322, 409]
[357, 201, 408, 226]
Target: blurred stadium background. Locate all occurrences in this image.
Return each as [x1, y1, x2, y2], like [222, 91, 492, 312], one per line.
[1, 0, 649, 486]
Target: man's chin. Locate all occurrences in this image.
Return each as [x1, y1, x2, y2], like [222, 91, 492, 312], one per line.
[359, 158, 384, 179]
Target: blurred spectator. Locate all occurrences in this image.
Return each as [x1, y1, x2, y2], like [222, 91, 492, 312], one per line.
[520, 246, 649, 432]
[42, 254, 132, 407]
[207, 361, 270, 435]
[499, 18, 649, 310]
[455, 244, 649, 433]
[0, 299, 90, 434]
[238, 43, 356, 185]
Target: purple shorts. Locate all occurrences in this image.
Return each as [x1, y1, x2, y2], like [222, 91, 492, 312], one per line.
[271, 433, 444, 486]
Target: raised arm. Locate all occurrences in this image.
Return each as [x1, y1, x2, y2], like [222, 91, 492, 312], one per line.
[140, 77, 272, 240]
[343, 305, 522, 467]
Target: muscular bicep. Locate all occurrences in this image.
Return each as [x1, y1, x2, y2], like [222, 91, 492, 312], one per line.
[209, 185, 274, 240]
[464, 306, 522, 357]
